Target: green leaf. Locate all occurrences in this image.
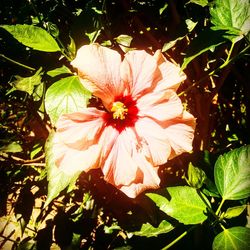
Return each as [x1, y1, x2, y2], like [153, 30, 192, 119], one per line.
[132, 220, 174, 237]
[91, 6, 104, 15]
[224, 205, 247, 219]
[114, 34, 133, 53]
[162, 36, 185, 52]
[45, 76, 91, 125]
[159, 3, 168, 15]
[210, 0, 250, 40]
[10, 68, 43, 96]
[47, 22, 59, 38]
[17, 238, 36, 250]
[33, 82, 44, 102]
[47, 65, 72, 77]
[67, 36, 77, 61]
[185, 19, 198, 32]
[187, 162, 207, 189]
[0, 142, 22, 153]
[104, 223, 121, 234]
[147, 186, 209, 225]
[101, 40, 112, 46]
[214, 145, 250, 200]
[181, 29, 226, 70]
[30, 143, 43, 159]
[86, 29, 102, 43]
[212, 227, 250, 250]
[0, 24, 60, 52]
[70, 233, 82, 250]
[187, 0, 208, 7]
[44, 132, 81, 207]
[203, 178, 220, 198]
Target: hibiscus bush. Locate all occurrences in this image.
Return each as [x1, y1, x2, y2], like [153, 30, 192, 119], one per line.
[0, 0, 250, 249]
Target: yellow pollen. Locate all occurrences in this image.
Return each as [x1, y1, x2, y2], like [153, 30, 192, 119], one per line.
[111, 101, 128, 120]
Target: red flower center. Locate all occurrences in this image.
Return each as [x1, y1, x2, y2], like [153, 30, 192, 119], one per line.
[104, 95, 139, 132]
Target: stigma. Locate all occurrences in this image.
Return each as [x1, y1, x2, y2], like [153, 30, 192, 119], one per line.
[111, 101, 128, 120]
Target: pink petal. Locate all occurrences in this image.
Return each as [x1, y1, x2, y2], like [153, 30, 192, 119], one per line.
[153, 50, 186, 92]
[137, 89, 184, 122]
[53, 134, 101, 174]
[102, 128, 160, 198]
[164, 111, 196, 157]
[71, 44, 122, 106]
[135, 117, 171, 165]
[98, 125, 120, 164]
[102, 128, 139, 186]
[55, 108, 106, 149]
[121, 50, 158, 99]
[52, 108, 106, 174]
[119, 158, 160, 198]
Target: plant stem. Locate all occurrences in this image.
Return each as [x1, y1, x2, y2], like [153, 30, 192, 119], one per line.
[220, 223, 227, 231]
[0, 54, 36, 71]
[53, 36, 72, 61]
[225, 41, 235, 64]
[161, 226, 197, 250]
[215, 198, 225, 216]
[178, 43, 250, 97]
[197, 190, 218, 220]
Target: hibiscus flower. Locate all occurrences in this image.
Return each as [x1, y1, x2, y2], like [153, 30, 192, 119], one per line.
[52, 44, 195, 198]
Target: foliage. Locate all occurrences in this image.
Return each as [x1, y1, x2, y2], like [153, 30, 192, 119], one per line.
[0, 0, 249, 249]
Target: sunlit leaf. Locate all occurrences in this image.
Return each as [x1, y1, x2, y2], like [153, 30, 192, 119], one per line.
[0, 24, 60, 52]
[147, 186, 209, 225]
[10, 68, 43, 96]
[0, 142, 22, 153]
[162, 37, 185, 52]
[45, 76, 91, 125]
[159, 3, 168, 15]
[91, 6, 104, 15]
[210, 0, 250, 41]
[86, 29, 102, 43]
[187, 0, 208, 7]
[185, 19, 198, 32]
[44, 132, 81, 207]
[223, 205, 247, 219]
[30, 144, 43, 159]
[33, 82, 44, 102]
[104, 223, 121, 234]
[132, 220, 174, 237]
[187, 162, 207, 189]
[115, 34, 133, 53]
[47, 66, 72, 77]
[212, 227, 250, 250]
[181, 29, 226, 70]
[67, 36, 77, 61]
[101, 40, 112, 46]
[214, 145, 250, 200]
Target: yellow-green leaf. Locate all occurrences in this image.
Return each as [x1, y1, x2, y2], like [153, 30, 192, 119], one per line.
[0, 24, 60, 52]
[213, 227, 250, 250]
[214, 145, 250, 200]
[45, 76, 91, 125]
[147, 186, 209, 225]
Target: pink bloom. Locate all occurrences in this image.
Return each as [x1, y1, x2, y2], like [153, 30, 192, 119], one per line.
[52, 44, 195, 198]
